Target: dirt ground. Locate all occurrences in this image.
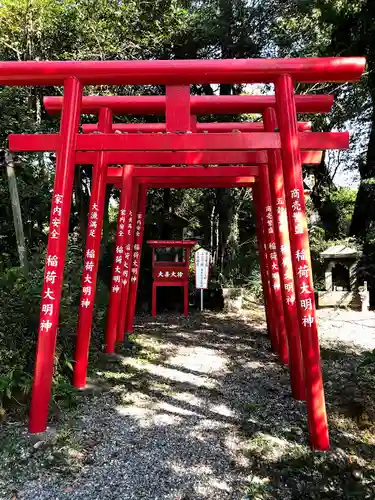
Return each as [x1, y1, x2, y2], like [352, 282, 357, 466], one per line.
[1, 305, 374, 499]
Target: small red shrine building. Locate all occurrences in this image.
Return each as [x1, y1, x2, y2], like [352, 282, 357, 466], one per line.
[147, 240, 197, 317]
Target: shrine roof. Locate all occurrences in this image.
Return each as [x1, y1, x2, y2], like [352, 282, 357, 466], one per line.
[320, 245, 361, 259]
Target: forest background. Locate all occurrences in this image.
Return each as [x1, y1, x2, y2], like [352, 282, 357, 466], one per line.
[0, 0, 374, 409]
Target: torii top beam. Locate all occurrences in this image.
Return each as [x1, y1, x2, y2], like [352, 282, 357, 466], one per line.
[44, 95, 333, 115]
[0, 57, 365, 86]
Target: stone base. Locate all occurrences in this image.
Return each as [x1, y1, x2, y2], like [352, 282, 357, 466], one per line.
[222, 287, 243, 313]
[317, 291, 361, 309]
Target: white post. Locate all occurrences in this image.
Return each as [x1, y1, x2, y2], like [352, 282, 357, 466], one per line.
[5, 151, 28, 272]
[200, 289, 204, 311]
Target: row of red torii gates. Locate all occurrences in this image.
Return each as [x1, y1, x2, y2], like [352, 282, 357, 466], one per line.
[4, 57, 366, 451]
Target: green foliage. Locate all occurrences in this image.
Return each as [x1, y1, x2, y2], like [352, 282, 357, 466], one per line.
[0, 239, 109, 415]
[307, 225, 327, 290]
[0, 259, 45, 408]
[0, 0, 81, 61]
[243, 266, 264, 300]
[319, 188, 358, 239]
[358, 348, 375, 372]
[357, 348, 375, 398]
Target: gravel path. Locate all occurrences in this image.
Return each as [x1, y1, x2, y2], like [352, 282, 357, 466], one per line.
[318, 308, 375, 351]
[2, 308, 375, 499]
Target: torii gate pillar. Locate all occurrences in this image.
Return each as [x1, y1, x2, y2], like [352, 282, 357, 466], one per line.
[275, 74, 329, 450]
[29, 78, 82, 434]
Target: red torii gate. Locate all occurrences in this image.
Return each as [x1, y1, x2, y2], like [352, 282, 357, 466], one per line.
[103, 168, 261, 353]
[21, 93, 343, 343]
[111, 172, 257, 335]
[13, 94, 346, 387]
[111, 172, 311, 341]
[103, 156, 335, 420]
[104, 164, 313, 399]
[11, 133, 334, 372]
[66, 94, 334, 387]
[10, 108, 350, 446]
[5, 57, 365, 452]
[15, 92, 336, 371]
[9, 124, 343, 447]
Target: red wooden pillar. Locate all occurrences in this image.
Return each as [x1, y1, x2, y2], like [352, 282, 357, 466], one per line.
[29, 77, 82, 433]
[152, 281, 157, 317]
[258, 164, 289, 365]
[125, 183, 148, 333]
[275, 74, 329, 450]
[104, 165, 134, 354]
[184, 247, 191, 317]
[117, 180, 139, 342]
[151, 244, 158, 318]
[253, 185, 278, 352]
[73, 108, 112, 389]
[264, 107, 305, 401]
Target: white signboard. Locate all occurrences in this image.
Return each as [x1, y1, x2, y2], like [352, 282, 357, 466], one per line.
[195, 248, 211, 290]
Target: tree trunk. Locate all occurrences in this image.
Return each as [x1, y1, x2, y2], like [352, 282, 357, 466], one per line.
[210, 205, 215, 254]
[350, 64, 375, 237]
[215, 212, 219, 266]
[309, 151, 341, 238]
[74, 166, 90, 244]
[5, 151, 28, 272]
[35, 88, 46, 176]
[100, 184, 112, 258]
[219, 0, 234, 96]
[161, 188, 171, 239]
